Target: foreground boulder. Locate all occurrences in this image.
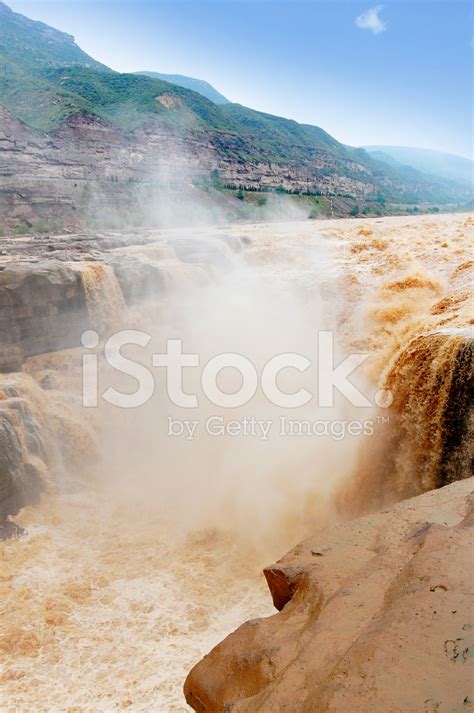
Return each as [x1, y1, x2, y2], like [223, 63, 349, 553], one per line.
[184, 478, 474, 712]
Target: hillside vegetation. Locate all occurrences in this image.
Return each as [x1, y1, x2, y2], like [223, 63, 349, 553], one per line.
[136, 71, 230, 105]
[0, 1, 471, 206]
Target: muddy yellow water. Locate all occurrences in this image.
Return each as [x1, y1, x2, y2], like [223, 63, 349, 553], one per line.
[1, 496, 272, 712]
[0, 212, 472, 711]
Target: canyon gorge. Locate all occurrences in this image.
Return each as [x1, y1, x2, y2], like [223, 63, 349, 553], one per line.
[1, 1, 472, 710]
[0, 212, 472, 711]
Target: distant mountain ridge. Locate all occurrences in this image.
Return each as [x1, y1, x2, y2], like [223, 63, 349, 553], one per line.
[0, 0, 107, 71]
[364, 146, 473, 188]
[0, 0, 471, 224]
[135, 72, 229, 104]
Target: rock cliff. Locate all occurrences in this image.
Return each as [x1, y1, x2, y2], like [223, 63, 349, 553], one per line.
[0, 228, 241, 365]
[1, 0, 471, 231]
[0, 106, 395, 229]
[184, 477, 474, 712]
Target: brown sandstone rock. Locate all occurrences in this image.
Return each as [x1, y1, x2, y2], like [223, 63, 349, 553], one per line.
[0, 262, 91, 361]
[184, 478, 474, 712]
[0, 105, 377, 227]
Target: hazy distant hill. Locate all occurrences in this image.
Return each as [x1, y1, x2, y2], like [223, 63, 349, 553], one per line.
[0, 0, 471, 209]
[364, 146, 473, 187]
[136, 72, 229, 104]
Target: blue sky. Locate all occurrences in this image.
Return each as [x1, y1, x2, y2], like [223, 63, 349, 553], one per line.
[8, 0, 473, 158]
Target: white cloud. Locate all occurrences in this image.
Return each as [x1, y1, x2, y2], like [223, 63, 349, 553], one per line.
[356, 5, 387, 35]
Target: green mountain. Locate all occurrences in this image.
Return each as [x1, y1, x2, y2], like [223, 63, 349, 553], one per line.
[0, 0, 365, 159]
[221, 104, 351, 162]
[136, 72, 229, 104]
[0, 1, 231, 132]
[0, 1, 106, 70]
[364, 146, 473, 188]
[0, 0, 470, 207]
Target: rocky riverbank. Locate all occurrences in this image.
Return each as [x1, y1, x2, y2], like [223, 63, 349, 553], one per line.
[185, 477, 474, 712]
[0, 213, 472, 710]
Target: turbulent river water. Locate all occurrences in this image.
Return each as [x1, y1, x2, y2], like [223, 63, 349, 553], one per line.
[0, 213, 472, 711]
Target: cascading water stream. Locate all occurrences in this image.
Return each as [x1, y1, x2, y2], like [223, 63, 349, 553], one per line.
[78, 262, 127, 332]
[0, 215, 472, 711]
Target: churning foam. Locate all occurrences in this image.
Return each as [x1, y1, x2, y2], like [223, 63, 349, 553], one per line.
[1, 213, 472, 710]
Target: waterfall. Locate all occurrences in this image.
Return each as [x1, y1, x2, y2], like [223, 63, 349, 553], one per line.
[78, 263, 127, 333]
[340, 329, 473, 515]
[0, 371, 98, 527]
[384, 330, 473, 494]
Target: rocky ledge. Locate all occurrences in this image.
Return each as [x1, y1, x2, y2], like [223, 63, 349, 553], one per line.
[0, 228, 247, 524]
[184, 477, 474, 712]
[0, 228, 244, 369]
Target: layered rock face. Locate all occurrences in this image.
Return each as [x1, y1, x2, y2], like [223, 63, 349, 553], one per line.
[0, 263, 91, 370]
[0, 227, 248, 524]
[0, 106, 376, 227]
[0, 228, 242, 366]
[184, 477, 474, 713]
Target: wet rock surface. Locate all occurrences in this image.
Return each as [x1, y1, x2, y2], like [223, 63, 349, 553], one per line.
[0, 398, 41, 519]
[0, 262, 90, 365]
[0, 378, 47, 520]
[0, 228, 244, 364]
[0, 226, 249, 524]
[184, 477, 474, 713]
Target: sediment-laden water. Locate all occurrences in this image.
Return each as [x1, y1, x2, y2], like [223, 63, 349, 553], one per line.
[0, 213, 472, 711]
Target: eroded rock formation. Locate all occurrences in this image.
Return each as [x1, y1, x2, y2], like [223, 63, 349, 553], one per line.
[184, 477, 474, 712]
[0, 227, 247, 523]
[0, 106, 379, 228]
[0, 229, 242, 365]
[0, 263, 91, 368]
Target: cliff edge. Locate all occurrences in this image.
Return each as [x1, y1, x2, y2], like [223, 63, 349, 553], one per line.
[184, 477, 474, 712]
